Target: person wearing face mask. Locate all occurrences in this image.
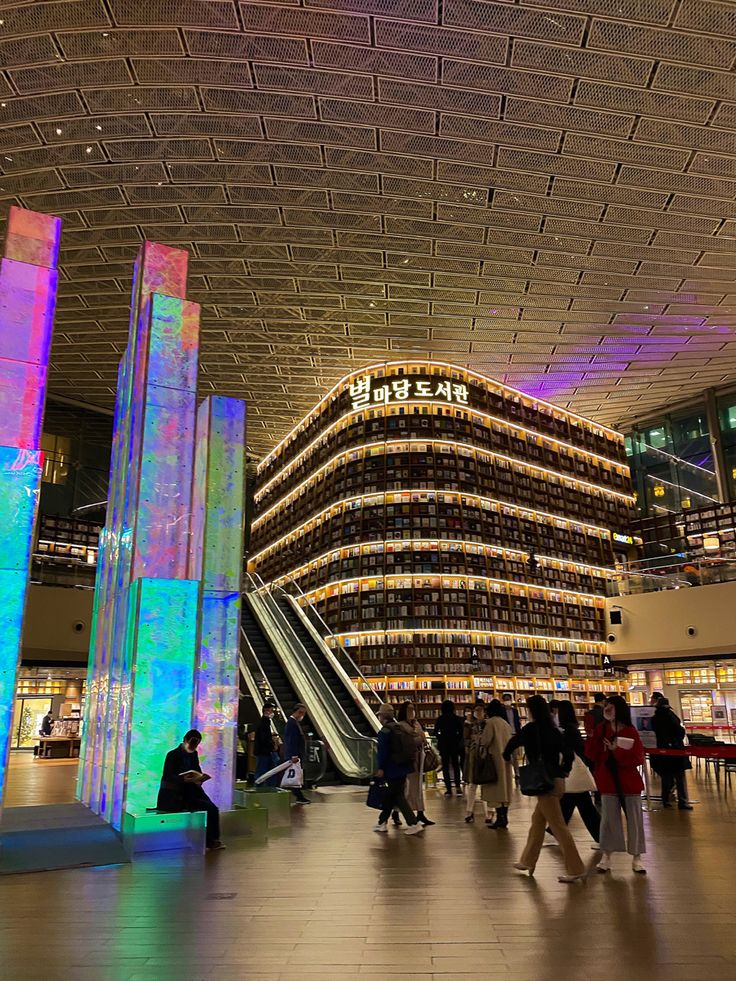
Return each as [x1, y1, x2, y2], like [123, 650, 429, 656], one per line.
[464, 702, 492, 824]
[253, 701, 281, 786]
[157, 729, 224, 851]
[501, 692, 521, 785]
[586, 695, 646, 875]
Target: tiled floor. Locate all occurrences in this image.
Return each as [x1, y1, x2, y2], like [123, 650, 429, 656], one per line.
[3, 756, 736, 981]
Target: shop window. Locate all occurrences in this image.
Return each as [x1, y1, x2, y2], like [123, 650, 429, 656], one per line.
[40, 433, 71, 485]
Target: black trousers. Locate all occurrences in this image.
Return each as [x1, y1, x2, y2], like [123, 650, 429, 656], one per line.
[378, 777, 416, 825]
[185, 789, 220, 845]
[560, 791, 601, 842]
[441, 748, 462, 791]
[662, 770, 689, 804]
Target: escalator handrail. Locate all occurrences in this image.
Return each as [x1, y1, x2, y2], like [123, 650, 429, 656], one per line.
[275, 588, 381, 735]
[239, 623, 288, 722]
[248, 591, 375, 777]
[282, 581, 384, 711]
[256, 589, 370, 744]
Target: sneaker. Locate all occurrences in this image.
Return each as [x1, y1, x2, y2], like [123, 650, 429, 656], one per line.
[632, 856, 647, 874]
[443, 790, 453, 797]
[207, 840, 226, 851]
[558, 873, 584, 883]
[678, 802, 694, 811]
[294, 797, 311, 805]
[597, 853, 611, 873]
[373, 822, 388, 833]
[404, 823, 425, 835]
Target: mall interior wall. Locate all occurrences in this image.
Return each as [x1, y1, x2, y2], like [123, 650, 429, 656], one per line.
[606, 581, 736, 661]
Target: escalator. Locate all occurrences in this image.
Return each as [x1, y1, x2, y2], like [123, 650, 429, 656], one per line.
[272, 592, 377, 738]
[241, 601, 298, 717]
[239, 589, 377, 780]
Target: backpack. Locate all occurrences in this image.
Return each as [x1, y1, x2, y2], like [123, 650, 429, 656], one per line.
[388, 723, 417, 766]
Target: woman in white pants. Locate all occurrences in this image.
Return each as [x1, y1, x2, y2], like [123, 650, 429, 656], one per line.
[586, 695, 647, 875]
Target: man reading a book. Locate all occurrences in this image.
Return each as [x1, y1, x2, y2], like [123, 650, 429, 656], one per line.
[156, 729, 224, 851]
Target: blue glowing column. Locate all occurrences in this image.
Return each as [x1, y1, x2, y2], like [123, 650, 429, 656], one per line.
[0, 207, 61, 816]
[78, 241, 201, 831]
[189, 396, 246, 810]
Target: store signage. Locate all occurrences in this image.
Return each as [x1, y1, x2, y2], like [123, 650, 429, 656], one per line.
[612, 533, 634, 545]
[349, 373, 469, 410]
[602, 654, 615, 676]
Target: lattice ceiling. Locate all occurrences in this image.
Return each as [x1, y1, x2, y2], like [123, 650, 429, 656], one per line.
[2, 0, 736, 456]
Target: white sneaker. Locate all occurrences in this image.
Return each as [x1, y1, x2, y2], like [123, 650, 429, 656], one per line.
[373, 822, 388, 833]
[404, 823, 425, 835]
[632, 856, 647, 874]
[597, 852, 611, 873]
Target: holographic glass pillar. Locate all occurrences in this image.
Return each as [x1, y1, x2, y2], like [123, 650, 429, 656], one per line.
[0, 207, 61, 817]
[77, 241, 201, 830]
[189, 396, 246, 810]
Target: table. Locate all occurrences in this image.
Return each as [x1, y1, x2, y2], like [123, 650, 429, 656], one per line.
[37, 736, 81, 759]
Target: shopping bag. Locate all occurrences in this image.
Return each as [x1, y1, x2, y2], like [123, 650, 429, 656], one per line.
[564, 754, 596, 794]
[254, 759, 291, 786]
[280, 761, 304, 789]
[366, 779, 387, 810]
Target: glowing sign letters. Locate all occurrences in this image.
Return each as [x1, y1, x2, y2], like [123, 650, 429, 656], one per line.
[350, 374, 469, 410]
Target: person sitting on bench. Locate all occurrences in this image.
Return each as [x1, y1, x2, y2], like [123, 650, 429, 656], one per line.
[156, 729, 224, 851]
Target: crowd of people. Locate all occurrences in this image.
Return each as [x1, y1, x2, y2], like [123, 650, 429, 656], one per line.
[370, 690, 693, 882]
[154, 689, 692, 871]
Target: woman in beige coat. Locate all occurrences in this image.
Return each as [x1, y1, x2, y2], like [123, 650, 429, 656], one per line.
[398, 701, 435, 826]
[481, 700, 513, 829]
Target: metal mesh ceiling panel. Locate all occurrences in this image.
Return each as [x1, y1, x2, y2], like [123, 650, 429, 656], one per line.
[2, 0, 736, 454]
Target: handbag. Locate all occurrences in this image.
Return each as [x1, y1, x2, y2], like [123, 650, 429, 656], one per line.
[564, 753, 596, 794]
[423, 744, 440, 773]
[367, 779, 387, 810]
[474, 746, 498, 785]
[518, 726, 554, 797]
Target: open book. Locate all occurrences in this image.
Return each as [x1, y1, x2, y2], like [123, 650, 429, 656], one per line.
[179, 770, 211, 783]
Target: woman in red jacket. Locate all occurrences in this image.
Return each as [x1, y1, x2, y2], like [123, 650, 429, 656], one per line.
[585, 695, 647, 875]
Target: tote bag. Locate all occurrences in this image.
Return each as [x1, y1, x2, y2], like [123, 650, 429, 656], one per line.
[366, 779, 388, 810]
[564, 754, 596, 794]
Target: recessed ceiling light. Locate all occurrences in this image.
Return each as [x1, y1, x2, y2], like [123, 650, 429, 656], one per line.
[55, 127, 62, 135]
[95, 125, 102, 131]
[85, 146, 93, 153]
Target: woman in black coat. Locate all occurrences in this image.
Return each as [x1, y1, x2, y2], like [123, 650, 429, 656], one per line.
[651, 699, 693, 810]
[434, 699, 464, 797]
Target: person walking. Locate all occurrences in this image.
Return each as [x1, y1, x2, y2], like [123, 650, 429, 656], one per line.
[586, 694, 647, 874]
[501, 692, 521, 784]
[651, 697, 693, 810]
[398, 701, 434, 826]
[464, 702, 492, 824]
[253, 701, 281, 786]
[557, 699, 600, 843]
[374, 703, 423, 835]
[283, 703, 311, 805]
[157, 729, 224, 851]
[503, 695, 585, 883]
[434, 699, 464, 797]
[483, 699, 513, 830]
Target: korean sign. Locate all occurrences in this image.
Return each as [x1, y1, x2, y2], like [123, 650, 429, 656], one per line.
[349, 373, 469, 410]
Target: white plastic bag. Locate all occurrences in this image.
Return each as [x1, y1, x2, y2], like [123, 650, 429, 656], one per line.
[280, 761, 304, 789]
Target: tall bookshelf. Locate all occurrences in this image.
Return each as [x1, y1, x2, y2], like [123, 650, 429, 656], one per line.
[249, 361, 634, 686]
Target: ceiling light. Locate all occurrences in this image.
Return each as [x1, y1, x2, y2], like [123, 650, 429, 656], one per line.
[55, 128, 62, 135]
[85, 146, 93, 153]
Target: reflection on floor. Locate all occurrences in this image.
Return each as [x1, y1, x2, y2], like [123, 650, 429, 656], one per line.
[2, 764, 736, 981]
[5, 752, 78, 807]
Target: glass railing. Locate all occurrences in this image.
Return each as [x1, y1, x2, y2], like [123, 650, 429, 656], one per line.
[609, 556, 736, 596]
[248, 590, 376, 779]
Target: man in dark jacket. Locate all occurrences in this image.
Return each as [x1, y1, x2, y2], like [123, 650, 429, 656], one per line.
[253, 701, 280, 786]
[651, 698, 693, 810]
[374, 703, 423, 835]
[584, 693, 606, 736]
[283, 703, 310, 804]
[502, 693, 522, 785]
[156, 729, 224, 850]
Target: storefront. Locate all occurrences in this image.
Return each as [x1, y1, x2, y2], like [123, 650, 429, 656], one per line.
[10, 668, 85, 753]
[628, 661, 736, 741]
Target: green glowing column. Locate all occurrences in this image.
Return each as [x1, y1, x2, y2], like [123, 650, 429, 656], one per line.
[190, 396, 246, 810]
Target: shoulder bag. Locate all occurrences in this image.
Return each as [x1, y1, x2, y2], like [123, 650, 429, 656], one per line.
[564, 753, 596, 794]
[518, 726, 555, 797]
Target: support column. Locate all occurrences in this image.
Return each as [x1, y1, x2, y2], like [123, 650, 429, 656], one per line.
[77, 242, 201, 830]
[189, 396, 246, 810]
[705, 387, 729, 503]
[0, 207, 61, 817]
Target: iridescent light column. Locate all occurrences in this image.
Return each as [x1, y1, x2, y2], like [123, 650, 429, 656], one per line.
[0, 207, 61, 817]
[77, 242, 201, 830]
[189, 396, 246, 810]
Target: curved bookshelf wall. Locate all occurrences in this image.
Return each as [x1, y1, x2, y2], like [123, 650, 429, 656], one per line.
[249, 360, 634, 708]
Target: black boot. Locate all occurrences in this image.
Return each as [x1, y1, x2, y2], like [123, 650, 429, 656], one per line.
[417, 811, 435, 826]
[493, 806, 509, 829]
